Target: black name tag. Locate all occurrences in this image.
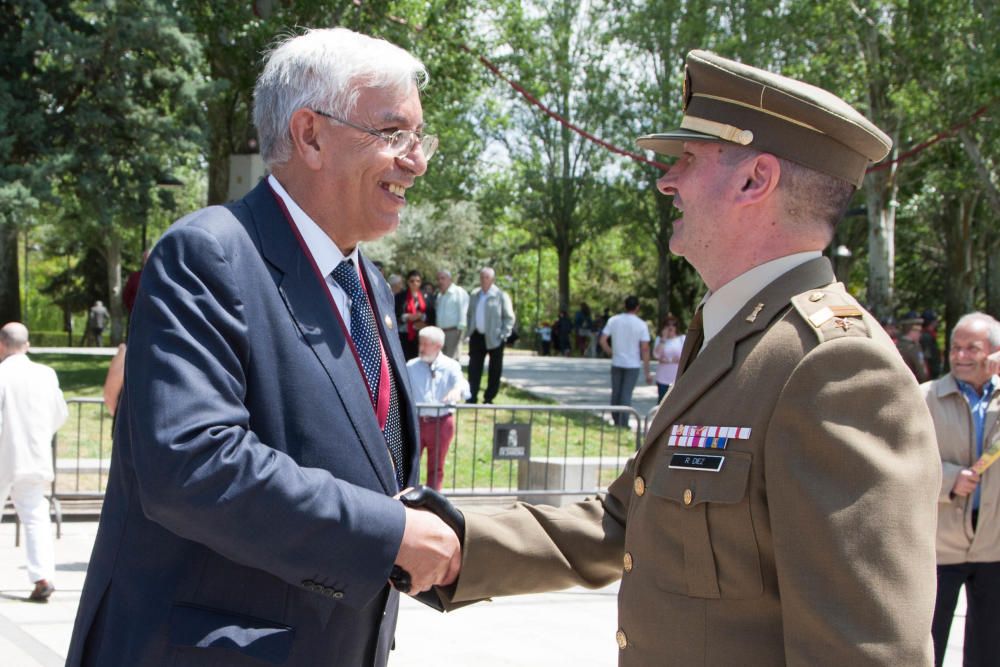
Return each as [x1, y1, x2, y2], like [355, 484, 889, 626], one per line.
[669, 453, 725, 472]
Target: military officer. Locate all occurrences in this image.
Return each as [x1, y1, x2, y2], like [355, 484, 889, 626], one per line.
[442, 50, 941, 666]
[897, 310, 930, 382]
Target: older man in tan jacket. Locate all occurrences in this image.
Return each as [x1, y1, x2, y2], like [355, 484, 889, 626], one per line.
[442, 51, 941, 666]
[922, 312, 1000, 666]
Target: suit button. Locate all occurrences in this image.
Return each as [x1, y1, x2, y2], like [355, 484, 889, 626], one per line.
[616, 629, 628, 649]
[634, 477, 646, 496]
[333, 591, 344, 599]
[683, 489, 693, 505]
[623, 552, 633, 573]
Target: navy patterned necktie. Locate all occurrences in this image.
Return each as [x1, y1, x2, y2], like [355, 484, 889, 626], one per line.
[332, 259, 406, 487]
[332, 260, 382, 400]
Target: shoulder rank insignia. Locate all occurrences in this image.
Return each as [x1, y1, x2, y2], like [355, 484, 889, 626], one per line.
[807, 305, 864, 329]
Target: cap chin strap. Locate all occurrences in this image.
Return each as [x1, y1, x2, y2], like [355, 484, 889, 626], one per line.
[681, 115, 755, 146]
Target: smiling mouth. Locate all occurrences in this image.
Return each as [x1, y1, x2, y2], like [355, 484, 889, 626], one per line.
[385, 183, 406, 198]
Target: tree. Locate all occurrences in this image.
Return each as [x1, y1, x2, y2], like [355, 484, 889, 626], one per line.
[486, 0, 622, 314]
[364, 199, 483, 283]
[50, 0, 206, 343]
[0, 0, 82, 323]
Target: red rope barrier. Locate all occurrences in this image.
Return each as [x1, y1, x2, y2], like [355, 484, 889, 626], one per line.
[465, 45, 994, 177]
[364, 4, 994, 177]
[462, 46, 671, 171]
[866, 102, 994, 173]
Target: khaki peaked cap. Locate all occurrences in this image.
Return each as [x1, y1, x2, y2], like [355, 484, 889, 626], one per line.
[637, 50, 892, 187]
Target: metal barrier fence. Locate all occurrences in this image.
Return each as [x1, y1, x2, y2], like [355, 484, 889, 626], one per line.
[416, 403, 642, 503]
[57, 397, 114, 499]
[50, 398, 652, 506]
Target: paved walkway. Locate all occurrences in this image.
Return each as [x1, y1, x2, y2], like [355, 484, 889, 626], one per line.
[0, 519, 619, 667]
[0, 515, 970, 666]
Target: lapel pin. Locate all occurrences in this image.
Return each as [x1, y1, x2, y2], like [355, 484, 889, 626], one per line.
[384, 314, 393, 329]
[746, 302, 765, 323]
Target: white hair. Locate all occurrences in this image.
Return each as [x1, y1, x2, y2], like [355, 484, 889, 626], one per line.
[253, 27, 428, 167]
[954, 312, 1000, 348]
[418, 326, 446, 346]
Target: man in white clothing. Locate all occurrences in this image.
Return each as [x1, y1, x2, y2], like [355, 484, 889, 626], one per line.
[406, 326, 470, 490]
[0, 322, 68, 602]
[599, 296, 651, 426]
[435, 270, 469, 360]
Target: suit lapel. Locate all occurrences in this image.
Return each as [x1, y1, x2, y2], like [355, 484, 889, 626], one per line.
[644, 257, 837, 449]
[245, 182, 398, 493]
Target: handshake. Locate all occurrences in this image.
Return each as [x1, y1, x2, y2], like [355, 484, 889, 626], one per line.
[392, 486, 464, 611]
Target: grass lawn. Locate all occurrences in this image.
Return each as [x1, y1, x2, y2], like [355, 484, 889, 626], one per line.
[35, 354, 634, 496]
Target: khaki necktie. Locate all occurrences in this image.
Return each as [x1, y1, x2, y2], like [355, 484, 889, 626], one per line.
[677, 307, 704, 378]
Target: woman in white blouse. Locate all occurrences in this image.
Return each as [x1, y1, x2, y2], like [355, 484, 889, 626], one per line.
[652, 313, 685, 402]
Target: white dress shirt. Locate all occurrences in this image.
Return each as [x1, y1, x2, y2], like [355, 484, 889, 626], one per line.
[701, 251, 822, 350]
[435, 284, 469, 330]
[405, 353, 470, 416]
[269, 175, 362, 333]
[475, 284, 500, 334]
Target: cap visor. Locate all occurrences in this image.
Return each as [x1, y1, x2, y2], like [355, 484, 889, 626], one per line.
[636, 130, 725, 156]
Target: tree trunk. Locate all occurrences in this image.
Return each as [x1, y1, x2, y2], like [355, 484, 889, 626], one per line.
[942, 194, 977, 358]
[987, 244, 1000, 317]
[557, 240, 572, 315]
[106, 232, 124, 345]
[654, 189, 674, 323]
[865, 168, 896, 320]
[207, 92, 233, 206]
[0, 224, 20, 323]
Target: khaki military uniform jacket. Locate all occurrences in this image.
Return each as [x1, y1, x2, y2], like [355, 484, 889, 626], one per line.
[449, 258, 940, 666]
[921, 374, 1000, 565]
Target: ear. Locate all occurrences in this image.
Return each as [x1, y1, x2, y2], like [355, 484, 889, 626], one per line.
[734, 153, 781, 206]
[288, 109, 325, 170]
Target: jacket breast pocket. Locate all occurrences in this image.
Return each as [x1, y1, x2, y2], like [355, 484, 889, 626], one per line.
[648, 451, 763, 599]
[168, 603, 294, 665]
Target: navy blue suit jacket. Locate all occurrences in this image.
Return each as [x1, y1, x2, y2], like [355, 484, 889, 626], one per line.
[67, 180, 421, 666]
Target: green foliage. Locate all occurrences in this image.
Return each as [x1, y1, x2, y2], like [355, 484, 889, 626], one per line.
[8, 0, 999, 343]
[365, 199, 484, 284]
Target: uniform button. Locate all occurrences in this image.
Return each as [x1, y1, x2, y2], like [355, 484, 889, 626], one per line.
[616, 629, 628, 649]
[683, 488, 693, 505]
[623, 552, 633, 573]
[634, 476, 646, 496]
[809, 291, 825, 302]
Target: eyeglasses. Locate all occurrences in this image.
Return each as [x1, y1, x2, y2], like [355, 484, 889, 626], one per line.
[311, 109, 438, 161]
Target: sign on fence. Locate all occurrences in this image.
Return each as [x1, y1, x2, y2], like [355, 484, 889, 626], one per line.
[493, 423, 531, 459]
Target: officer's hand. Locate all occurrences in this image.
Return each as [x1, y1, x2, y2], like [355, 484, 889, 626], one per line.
[951, 468, 981, 497]
[394, 508, 461, 593]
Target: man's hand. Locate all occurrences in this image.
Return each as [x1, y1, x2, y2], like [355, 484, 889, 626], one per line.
[394, 507, 461, 594]
[952, 468, 981, 497]
[987, 350, 1000, 376]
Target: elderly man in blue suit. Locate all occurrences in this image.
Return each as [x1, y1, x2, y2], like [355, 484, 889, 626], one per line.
[67, 28, 460, 666]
